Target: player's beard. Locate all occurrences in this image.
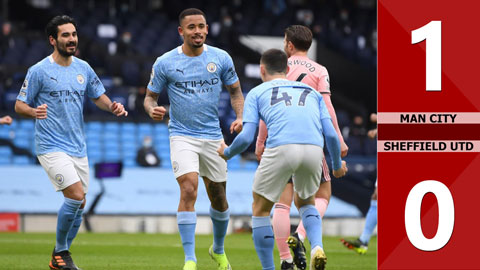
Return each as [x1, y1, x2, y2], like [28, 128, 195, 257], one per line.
[57, 41, 77, 57]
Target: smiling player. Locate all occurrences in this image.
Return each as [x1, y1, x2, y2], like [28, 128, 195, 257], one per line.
[144, 8, 244, 270]
[15, 15, 127, 270]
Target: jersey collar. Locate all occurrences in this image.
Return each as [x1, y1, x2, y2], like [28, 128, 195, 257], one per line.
[48, 55, 75, 63]
[177, 44, 208, 54]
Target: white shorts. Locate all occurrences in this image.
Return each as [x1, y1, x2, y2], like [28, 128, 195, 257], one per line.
[170, 136, 227, 182]
[253, 144, 324, 202]
[38, 152, 89, 193]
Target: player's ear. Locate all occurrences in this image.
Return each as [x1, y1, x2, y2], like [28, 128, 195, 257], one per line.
[178, 25, 183, 37]
[49, 35, 56, 47]
[288, 41, 294, 52]
[285, 65, 290, 74]
[260, 64, 266, 79]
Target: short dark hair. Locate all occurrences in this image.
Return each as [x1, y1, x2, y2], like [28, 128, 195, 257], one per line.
[285, 25, 312, 52]
[45, 15, 77, 40]
[260, 49, 288, 75]
[179, 8, 206, 25]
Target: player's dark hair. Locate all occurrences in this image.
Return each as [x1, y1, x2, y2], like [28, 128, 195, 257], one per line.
[261, 49, 288, 75]
[285, 25, 312, 52]
[179, 8, 206, 25]
[45, 15, 77, 40]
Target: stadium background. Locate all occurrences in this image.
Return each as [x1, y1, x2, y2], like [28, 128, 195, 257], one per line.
[0, 0, 376, 237]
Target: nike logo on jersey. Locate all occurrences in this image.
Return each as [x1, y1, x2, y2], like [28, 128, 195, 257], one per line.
[50, 77, 58, 82]
[264, 235, 275, 239]
[176, 69, 184, 75]
[306, 214, 320, 219]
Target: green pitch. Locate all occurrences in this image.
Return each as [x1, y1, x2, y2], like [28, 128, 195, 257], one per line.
[0, 233, 376, 269]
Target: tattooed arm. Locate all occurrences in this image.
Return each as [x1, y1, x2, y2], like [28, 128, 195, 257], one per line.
[225, 81, 244, 133]
[144, 89, 166, 121]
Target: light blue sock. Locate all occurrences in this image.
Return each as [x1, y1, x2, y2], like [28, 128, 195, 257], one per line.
[210, 207, 230, 254]
[252, 216, 275, 270]
[177, 211, 197, 262]
[67, 207, 84, 249]
[55, 198, 83, 252]
[359, 200, 377, 245]
[299, 204, 323, 249]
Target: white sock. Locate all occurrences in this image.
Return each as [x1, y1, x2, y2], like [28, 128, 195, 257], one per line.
[311, 245, 324, 257]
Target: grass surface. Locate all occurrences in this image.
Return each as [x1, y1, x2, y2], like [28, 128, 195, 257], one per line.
[0, 233, 376, 269]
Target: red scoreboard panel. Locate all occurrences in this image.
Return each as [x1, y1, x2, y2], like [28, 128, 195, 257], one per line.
[378, 0, 480, 269]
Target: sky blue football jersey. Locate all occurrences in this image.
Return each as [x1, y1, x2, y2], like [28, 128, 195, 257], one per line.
[243, 79, 331, 148]
[147, 45, 239, 140]
[17, 55, 105, 157]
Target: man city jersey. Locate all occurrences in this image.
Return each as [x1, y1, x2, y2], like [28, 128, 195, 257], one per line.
[148, 44, 239, 139]
[17, 55, 105, 157]
[243, 79, 330, 148]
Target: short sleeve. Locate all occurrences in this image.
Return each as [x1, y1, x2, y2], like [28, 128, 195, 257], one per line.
[17, 67, 42, 104]
[317, 67, 331, 94]
[318, 94, 331, 120]
[220, 53, 239, 86]
[86, 65, 106, 98]
[147, 59, 167, 93]
[242, 90, 260, 124]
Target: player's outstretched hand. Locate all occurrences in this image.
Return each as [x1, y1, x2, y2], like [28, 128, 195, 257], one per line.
[333, 160, 348, 178]
[341, 141, 349, 158]
[149, 106, 166, 121]
[217, 140, 229, 161]
[255, 143, 265, 161]
[110, 101, 128, 117]
[35, 104, 48, 119]
[230, 118, 243, 134]
[0, 115, 12, 125]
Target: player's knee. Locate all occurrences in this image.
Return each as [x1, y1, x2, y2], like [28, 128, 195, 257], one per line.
[252, 201, 262, 216]
[211, 197, 228, 212]
[278, 195, 293, 205]
[252, 194, 274, 216]
[295, 194, 315, 208]
[62, 181, 85, 201]
[181, 184, 198, 201]
[315, 190, 331, 202]
[207, 182, 226, 198]
[71, 192, 84, 201]
[252, 203, 271, 217]
[65, 189, 85, 201]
